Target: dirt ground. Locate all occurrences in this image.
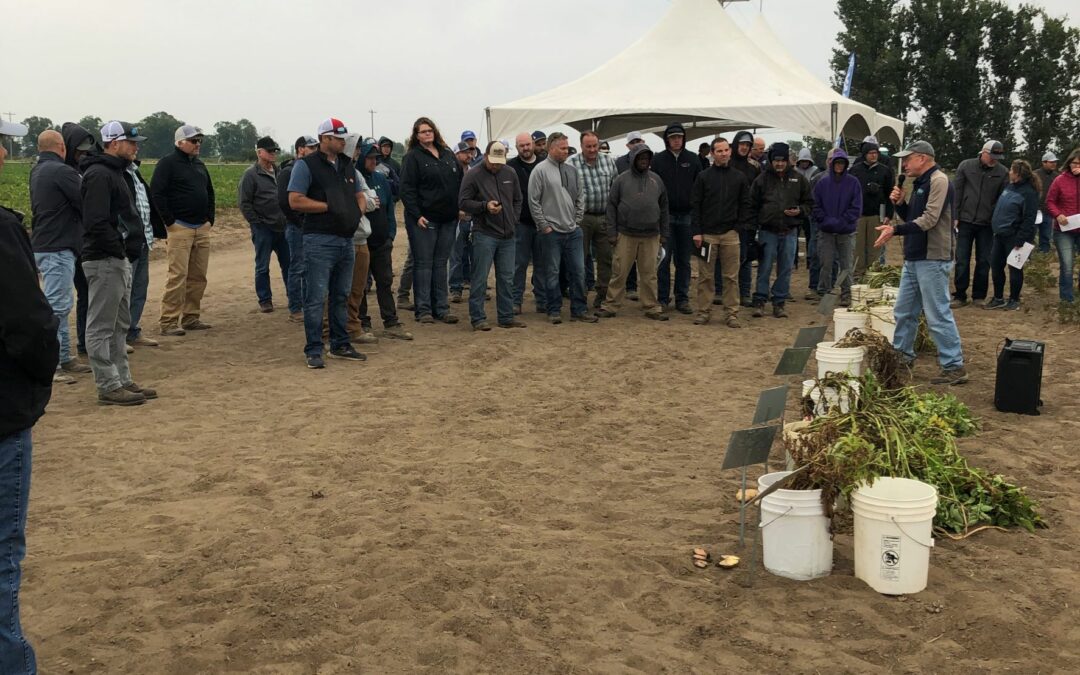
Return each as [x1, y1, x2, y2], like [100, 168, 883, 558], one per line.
[23, 213, 1080, 673]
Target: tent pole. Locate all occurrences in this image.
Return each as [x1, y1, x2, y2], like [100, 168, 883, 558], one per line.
[830, 102, 838, 145]
[485, 107, 492, 142]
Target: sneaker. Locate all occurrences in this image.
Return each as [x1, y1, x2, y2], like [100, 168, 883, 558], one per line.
[289, 311, 304, 323]
[571, 313, 599, 323]
[773, 304, 788, 318]
[725, 315, 742, 329]
[60, 359, 92, 373]
[472, 320, 492, 331]
[418, 314, 435, 324]
[160, 325, 186, 337]
[355, 331, 379, 345]
[181, 319, 212, 330]
[751, 303, 765, 318]
[306, 354, 325, 369]
[382, 324, 414, 340]
[259, 301, 274, 313]
[931, 367, 969, 385]
[712, 295, 723, 305]
[450, 291, 463, 303]
[329, 345, 367, 361]
[595, 308, 616, 318]
[548, 314, 563, 324]
[128, 335, 159, 347]
[124, 382, 157, 400]
[693, 314, 710, 325]
[498, 320, 527, 329]
[644, 312, 669, 321]
[983, 298, 1006, 310]
[675, 302, 693, 315]
[98, 387, 145, 406]
[626, 291, 639, 301]
[514, 304, 522, 315]
[53, 372, 76, 385]
[1003, 300, 1021, 311]
[438, 314, 460, 324]
[949, 298, 970, 309]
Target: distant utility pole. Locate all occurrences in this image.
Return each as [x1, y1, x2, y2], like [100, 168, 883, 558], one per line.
[2, 113, 13, 156]
[369, 109, 376, 138]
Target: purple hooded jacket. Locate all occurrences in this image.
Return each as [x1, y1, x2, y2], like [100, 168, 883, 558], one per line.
[812, 149, 863, 234]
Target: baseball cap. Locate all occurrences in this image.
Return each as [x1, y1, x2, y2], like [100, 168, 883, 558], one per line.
[531, 130, 547, 142]
[487, 141, 508, 164]
[980, 140, 1004, 160]
[256, 136, 280, 152]
[461, 130, 477, 141]
[317, 118, 349, 138]
[174, 124, 204, 142]
[894, 140, 936, 158]
[295, 135, 319, 151]
[0, 118, 28, 137]
[101, 120, 147, 143]
[75, 137, 95, 152]
[626, 131, 644, 144]
[454, 141, 471, 154]
[1042, 151, 1058, 162]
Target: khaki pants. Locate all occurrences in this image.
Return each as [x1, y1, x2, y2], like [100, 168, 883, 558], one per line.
[694, 231, 741, 318]
[346, 244, 371, 336]
[580, 213, 613, 298]
[160, 223, 211, 329]
[854, 215, 881, 276]
[604, 233, 660, 313]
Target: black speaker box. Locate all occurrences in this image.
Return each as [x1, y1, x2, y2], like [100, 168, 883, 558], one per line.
[994, 338, 1044, 415]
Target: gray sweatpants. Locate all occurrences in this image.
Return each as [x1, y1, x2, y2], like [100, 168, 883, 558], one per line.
[82, 257, 133, 394]
[817, 231, 854, 301]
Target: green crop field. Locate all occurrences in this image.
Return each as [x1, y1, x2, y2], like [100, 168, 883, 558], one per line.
[0, 160, 250, 223]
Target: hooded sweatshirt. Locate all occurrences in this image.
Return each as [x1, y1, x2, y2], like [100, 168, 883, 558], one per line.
[607, 145, 670, 239]
[360, 142, 396, 249]
[649, 123, 702, 214]
[848, 148, 895, 219]
[811, 150, 863, 235]
[61, 123, 100, 170]
[750, 159, 813, 235]
[79, 152, 141, 262]
[990, 179, 1038, 247]
[459, 160, 523, 240]
[794, 148, 821, 182]
[690, 155, 751, 237]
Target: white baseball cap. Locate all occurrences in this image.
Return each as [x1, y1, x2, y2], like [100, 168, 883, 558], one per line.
[1042, 151, 1058, 162]
[627, 131, 644, 144]
[487, 141, 508, 164]
[101, 120, 147, 143]
[174, 125, 204, 142]
[317, 118, 349, 138]
[0, 118, 28, 137]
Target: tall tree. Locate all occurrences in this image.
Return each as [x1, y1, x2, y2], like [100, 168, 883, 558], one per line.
[830, 0, 912, 122]
[212, 119, 258, 160]
[19, 116, 55, 156]
[136, 111, 185, 159]
[1018, 11, 1080, 158]
[76, 115, 104, 137]
[979, 1, 1035, 154]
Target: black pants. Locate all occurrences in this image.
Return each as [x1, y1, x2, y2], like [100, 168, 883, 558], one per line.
[75, 255, 89, 353]
[954, 221, 993, 301]
[359, 240, 400, 329]
[990, 234, 1024, 302]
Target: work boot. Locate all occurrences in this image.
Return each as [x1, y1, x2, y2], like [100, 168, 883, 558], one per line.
[751, 301, 765, 318]
[472, 320, 492, 331]
[450, 290, 463, 303]
[60, 359, 92, 373]
[498, 320, 527, 329]
[740, 296, 753, 308]
[124, 382, 158, 400]
[289, 311, 304, 324]
[182, 319, 212, 330]
[627, 290, 639, 301]
[98, 387, 146, 406]
[644, 312, 669, 321]
[931, 367, 969, 385]
[259, 301, 274, 313]
[773, 303, 788, 318]
[128, 335, 159, 347]
[712, 294, 723, 305]
[382, 324, 414, 340]
[725, 315, 742, 329]
[675, 302, 693, 315]
[693, 314, 710, 325]
[354, 331, 379, 345]
[595, 308, 616, 318]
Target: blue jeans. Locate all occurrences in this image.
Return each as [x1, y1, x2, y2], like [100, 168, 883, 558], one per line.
[448, 220, 473, 294]
[285, 223, 305, 313]
[754, 230, 798, 304]
[302, 234, 354, 356]
[469, 232, 516, 325]
[738, 229, 755, 299]
[540, 228, 588, 316]
[1054, 230, 1080, 302]
[127, 245, 149, 341]
[34, 250, 76, 365]
[514, 222, 547, 310]
[251, 224, 291, 306]
[0, 429, 35, 675]
[657, 213, 692, 305]
[1038, 210, 1053, 253]
[893, 260, 964, 370]
[806, 220, 821, 290]
[407, 217, 456, 318]
[954, 221, 993, 301]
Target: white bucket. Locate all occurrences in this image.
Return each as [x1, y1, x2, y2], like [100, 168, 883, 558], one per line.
[816, 341, 865, 379]
[869, 305, 896, 342]
[808, 381, 860, 416]
[881, 285, 900, 302]
[833, 309, 869, 340]
[757, 471, 832, 580]
[852, 478, 937, 595]
[782, 421, 811, 470]
[850, 284, 870, 303]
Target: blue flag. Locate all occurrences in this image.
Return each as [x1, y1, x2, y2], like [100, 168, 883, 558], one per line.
[837, 52, 856, 148]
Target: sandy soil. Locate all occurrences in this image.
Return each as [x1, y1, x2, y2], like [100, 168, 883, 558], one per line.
[22, 212, 1080, 673]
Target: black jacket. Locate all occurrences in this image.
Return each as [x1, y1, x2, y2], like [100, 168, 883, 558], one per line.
[651, 148, 702, 215]
[400, 145, 462, 223]
[278, 159, 303, 226]
[150, 146, 216, 226]
[30, 151, 83, 254]
[80, 153, 141, 261]
[730, 154, 760, 186]
[691, 162, 752, 236]
[459, 163, 522, 239]
[848, 159, 896, 218]
[121, 161, 166, 243]
[750, 168, 813, 234]
[0, 205, 59, 438]
[507, 155, 540, 226]
[953, 157, 1008, 226]
[239, 162, 286, 232]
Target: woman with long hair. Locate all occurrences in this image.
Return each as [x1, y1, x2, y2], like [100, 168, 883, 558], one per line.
[1046, 148, 1080, 303]
[399, 117, 463, 322]
[985, 159, 1040, 310]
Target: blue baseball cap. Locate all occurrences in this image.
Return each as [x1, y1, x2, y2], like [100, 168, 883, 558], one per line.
[461, 130, 477, 141]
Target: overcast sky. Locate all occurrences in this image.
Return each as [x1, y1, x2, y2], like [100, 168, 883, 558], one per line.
[5, 0, 1076, 151]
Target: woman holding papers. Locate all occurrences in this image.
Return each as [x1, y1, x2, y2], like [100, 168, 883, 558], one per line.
[986, 160, 1040, 310]
[1046, 148, 1080, 303]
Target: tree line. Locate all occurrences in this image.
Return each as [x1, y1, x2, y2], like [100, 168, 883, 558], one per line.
[830, 0, 1080, 169]
[8, 112, 264, 162]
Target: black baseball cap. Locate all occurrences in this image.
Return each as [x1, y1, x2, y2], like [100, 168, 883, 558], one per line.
[256, 136, 280, 152]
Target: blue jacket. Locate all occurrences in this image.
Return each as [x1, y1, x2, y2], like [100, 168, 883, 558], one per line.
[811, 150, 863, 234]
[360, 141, 396, 248]
[990, 180, 1038, 248]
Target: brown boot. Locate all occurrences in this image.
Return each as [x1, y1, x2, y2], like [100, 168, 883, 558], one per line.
[99, 387, 146, 406]
[124, 382, 158, 400]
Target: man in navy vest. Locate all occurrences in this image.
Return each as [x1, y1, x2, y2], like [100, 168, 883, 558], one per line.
[287, 118, 368, 369]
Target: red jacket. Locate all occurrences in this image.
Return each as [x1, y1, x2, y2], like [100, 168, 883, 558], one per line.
[1046, 170, 1080, 231]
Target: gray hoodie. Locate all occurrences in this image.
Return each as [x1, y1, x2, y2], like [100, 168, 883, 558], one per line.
[606, 145, 670, 240]
[528, 156, 584, 233]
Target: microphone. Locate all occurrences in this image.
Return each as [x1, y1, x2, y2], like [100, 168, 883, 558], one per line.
[897, 174, 906, 189]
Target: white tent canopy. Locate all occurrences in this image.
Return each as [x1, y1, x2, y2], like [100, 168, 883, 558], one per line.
[486, 0, 904, 147]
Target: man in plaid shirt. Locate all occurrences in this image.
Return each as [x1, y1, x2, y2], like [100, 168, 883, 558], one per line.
[569, 131, 617, 308]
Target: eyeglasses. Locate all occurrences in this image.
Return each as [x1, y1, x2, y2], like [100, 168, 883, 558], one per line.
[186, 138, 203, 145]
[417, 128, 434, 134]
